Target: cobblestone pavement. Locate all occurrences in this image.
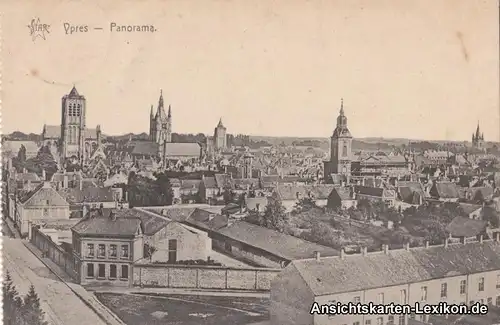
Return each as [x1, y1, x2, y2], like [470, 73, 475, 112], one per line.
[3, 237, 107, 325]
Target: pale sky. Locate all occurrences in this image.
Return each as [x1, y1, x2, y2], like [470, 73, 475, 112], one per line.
[2, 0, 499, 141]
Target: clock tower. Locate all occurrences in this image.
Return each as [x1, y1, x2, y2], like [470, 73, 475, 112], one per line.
[324, 99, 352, 180]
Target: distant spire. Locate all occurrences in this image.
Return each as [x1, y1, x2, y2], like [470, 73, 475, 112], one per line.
[158, 89, 164, 109]
[168, 105, 172, 118]
[339, 98, 344, 115]
[217, 118, 224, 128]
[150, 105, 154, 117]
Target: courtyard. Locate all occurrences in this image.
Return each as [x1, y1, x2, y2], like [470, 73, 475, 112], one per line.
[95, 292, 270, 325]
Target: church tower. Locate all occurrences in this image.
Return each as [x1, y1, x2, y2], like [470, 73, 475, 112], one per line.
[61, 86, 86, 163]
[324, 99, 352, 179]
[214, 118, 227, 150]
[472, 121, 485, 149]
[149, 90, 172, 144]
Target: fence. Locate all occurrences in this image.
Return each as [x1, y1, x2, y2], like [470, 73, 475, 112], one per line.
[30, 227, 78, 281]
[132, 263, 280, 291]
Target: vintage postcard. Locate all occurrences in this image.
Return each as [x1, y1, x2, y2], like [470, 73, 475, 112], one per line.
[2, 1, 500, 325]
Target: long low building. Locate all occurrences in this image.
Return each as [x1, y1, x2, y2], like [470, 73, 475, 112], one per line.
[270, 235, 500, 325]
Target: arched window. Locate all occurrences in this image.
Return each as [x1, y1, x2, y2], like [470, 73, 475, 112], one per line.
[342, 144, 348, 157]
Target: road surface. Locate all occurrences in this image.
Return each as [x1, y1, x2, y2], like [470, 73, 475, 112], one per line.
[3, 237, 107, 325]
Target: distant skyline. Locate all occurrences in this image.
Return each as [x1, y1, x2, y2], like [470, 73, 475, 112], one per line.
[3, 0, 499, 142]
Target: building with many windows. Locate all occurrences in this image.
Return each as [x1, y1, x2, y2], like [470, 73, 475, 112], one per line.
[71, 209, 145, 287]
[270, 235, 500, 325]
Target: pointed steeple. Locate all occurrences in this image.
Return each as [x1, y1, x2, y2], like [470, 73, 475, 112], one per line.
[217, 118, 224, 128]
[69, 85, 79, 97]
[476, 121, 481, 137]
[168, 105, 172, 118]
[150, 105, 154, 117]
[339, 98, 344, 115]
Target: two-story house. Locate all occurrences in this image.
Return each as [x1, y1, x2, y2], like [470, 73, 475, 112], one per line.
[71, 209, 145, 287]
[270, 235, 500, 325]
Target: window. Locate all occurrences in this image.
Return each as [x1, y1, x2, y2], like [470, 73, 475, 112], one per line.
[109, 245, 117, 258]
[488, 297, 492, 305]
[98, 244, 105, 258]
[342, 144, 348, 157]
[420, 286, 427, 301]
[388, 315, 394, 324]
[398, 315, 405, 325]
[353, 296, 361, 304]
[168, 239, 177, 263]
[365, 320, 371, 325]
[353, 322, 360, 325]
[440, 283, 447, 298]
[460, 280, 467, 295]
[478, 277, 485, 292]
[98, 264, 105, 278]
[86, 263, 94, 277]
[496, 296, 500, 306]
[376, 318, 383, 325]
[121, 245, 129, 259]
[121, 265, 129, 279]
[109, 265, 117, 279]
[378, 293, 384, 304]
[497, 275, 500, 288]
[400, 289, 407, 304]
[86, 244, 94, 257]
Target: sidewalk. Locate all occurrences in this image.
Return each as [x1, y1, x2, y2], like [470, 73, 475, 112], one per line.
[89, 285, 270, 298]
[24, 241, 126, 325]
[3, 217, 21, 238]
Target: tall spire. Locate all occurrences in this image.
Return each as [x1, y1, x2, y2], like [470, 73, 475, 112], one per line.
[158, 89, 164, 109]
[217, 118, 224, 128]
[340, 98, 344, 115]
[167, 105, 172, 118]
[150, 105, 154, 117]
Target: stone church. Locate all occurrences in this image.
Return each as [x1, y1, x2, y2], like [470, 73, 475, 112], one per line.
[472, 122, 485, 149]
[42, 86, 103, 166]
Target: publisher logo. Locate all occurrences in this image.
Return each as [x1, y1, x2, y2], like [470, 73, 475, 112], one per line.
[27, 18, 50, 41]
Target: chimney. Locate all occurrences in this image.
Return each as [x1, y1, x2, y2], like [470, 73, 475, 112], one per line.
[383, 244, 389, 254]
[63, 175, 69, 188]
[424, 240, 429, 248]
[444, 238, 449, 248]
[362, 247, 368, 256]
[340, 248, 345, 259]
[314, 251, 321, 261]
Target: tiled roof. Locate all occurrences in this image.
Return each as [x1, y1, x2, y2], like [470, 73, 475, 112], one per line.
[202, 176, 217, 189]
[432, 182, 460, 199]
[216, 221, 339, 260]
[233, 178, 261, 190]
[465, 186, 494, 201]
[159, 206, 199, 222]
[185, 208, 228, 230]
[180, 179, 201, 190]
[277, 184, 335, 201]
[115, 208, 169, 235]
[164, 143, 201, 157]
[290, 240, 500, 296]
[356, 186, 396, 199]
[131, 142, 161, 156]
[445, 216, 487, 238]
[458, 203, 482, 215]
[214, 174, 234, 189]
[72, 212, 143, 237]
[19, 182, 70, 207]
[245, 197, 268, 211]
[332, 187, 353, 201]
[58, 186, 116, 204]
[42, 125, 61, 139]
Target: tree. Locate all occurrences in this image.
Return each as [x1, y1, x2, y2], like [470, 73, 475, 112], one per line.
[293, 197, 317, 213]
[258, 192, 288, 233]
[3, 271, 22, 325]
[223, 189, 235, 205]
[21, 285, 48, 325]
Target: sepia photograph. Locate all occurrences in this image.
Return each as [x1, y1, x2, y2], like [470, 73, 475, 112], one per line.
[2, 0, 500, 324]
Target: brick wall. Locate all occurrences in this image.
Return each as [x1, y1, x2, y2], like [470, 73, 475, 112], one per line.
[133, 263, 280, 291]
[31, 227, 79, 280]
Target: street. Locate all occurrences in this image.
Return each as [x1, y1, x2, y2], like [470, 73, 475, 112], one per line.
[3, 237, 108, 325]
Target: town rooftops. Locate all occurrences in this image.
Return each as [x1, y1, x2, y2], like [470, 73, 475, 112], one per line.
[445, 216, 488, 238]
[287, 239, 500, 297]
[215, 221, 339, 261]
[18, 182, 69, 207]
[276, 184, 335, 201]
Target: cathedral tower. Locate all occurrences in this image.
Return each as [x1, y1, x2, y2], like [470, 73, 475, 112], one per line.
[324, 99, 352, 179]
[61, 86, 86, 163]
[472, 121, 485, 149]
[214, 118, 227, 150]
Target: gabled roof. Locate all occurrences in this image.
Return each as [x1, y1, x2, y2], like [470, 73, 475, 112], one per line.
[42, 126, 61, 139]
[214, 174, 233, 189]
[58, 186, 117, 204]
[131, 142, 161, 156]
[216, 221, 339, 260]
[445, 216, 487, 238]
[202, 176, 217, 189]
[68, 86, 80, 97]
[458, 203, 482, 215]
[72, 213, 143, 237]
[180, 179, 201, 190]
[289, 240, 500, 296]
[164, 143, 201, 157]
[431, 182, 460, 199]
[276, 184, 335, 201]
[18, 182, 69, 207]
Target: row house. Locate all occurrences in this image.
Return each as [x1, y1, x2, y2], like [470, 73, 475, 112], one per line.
[270, 235, 500, 325]
[327, 187, 357, 210]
